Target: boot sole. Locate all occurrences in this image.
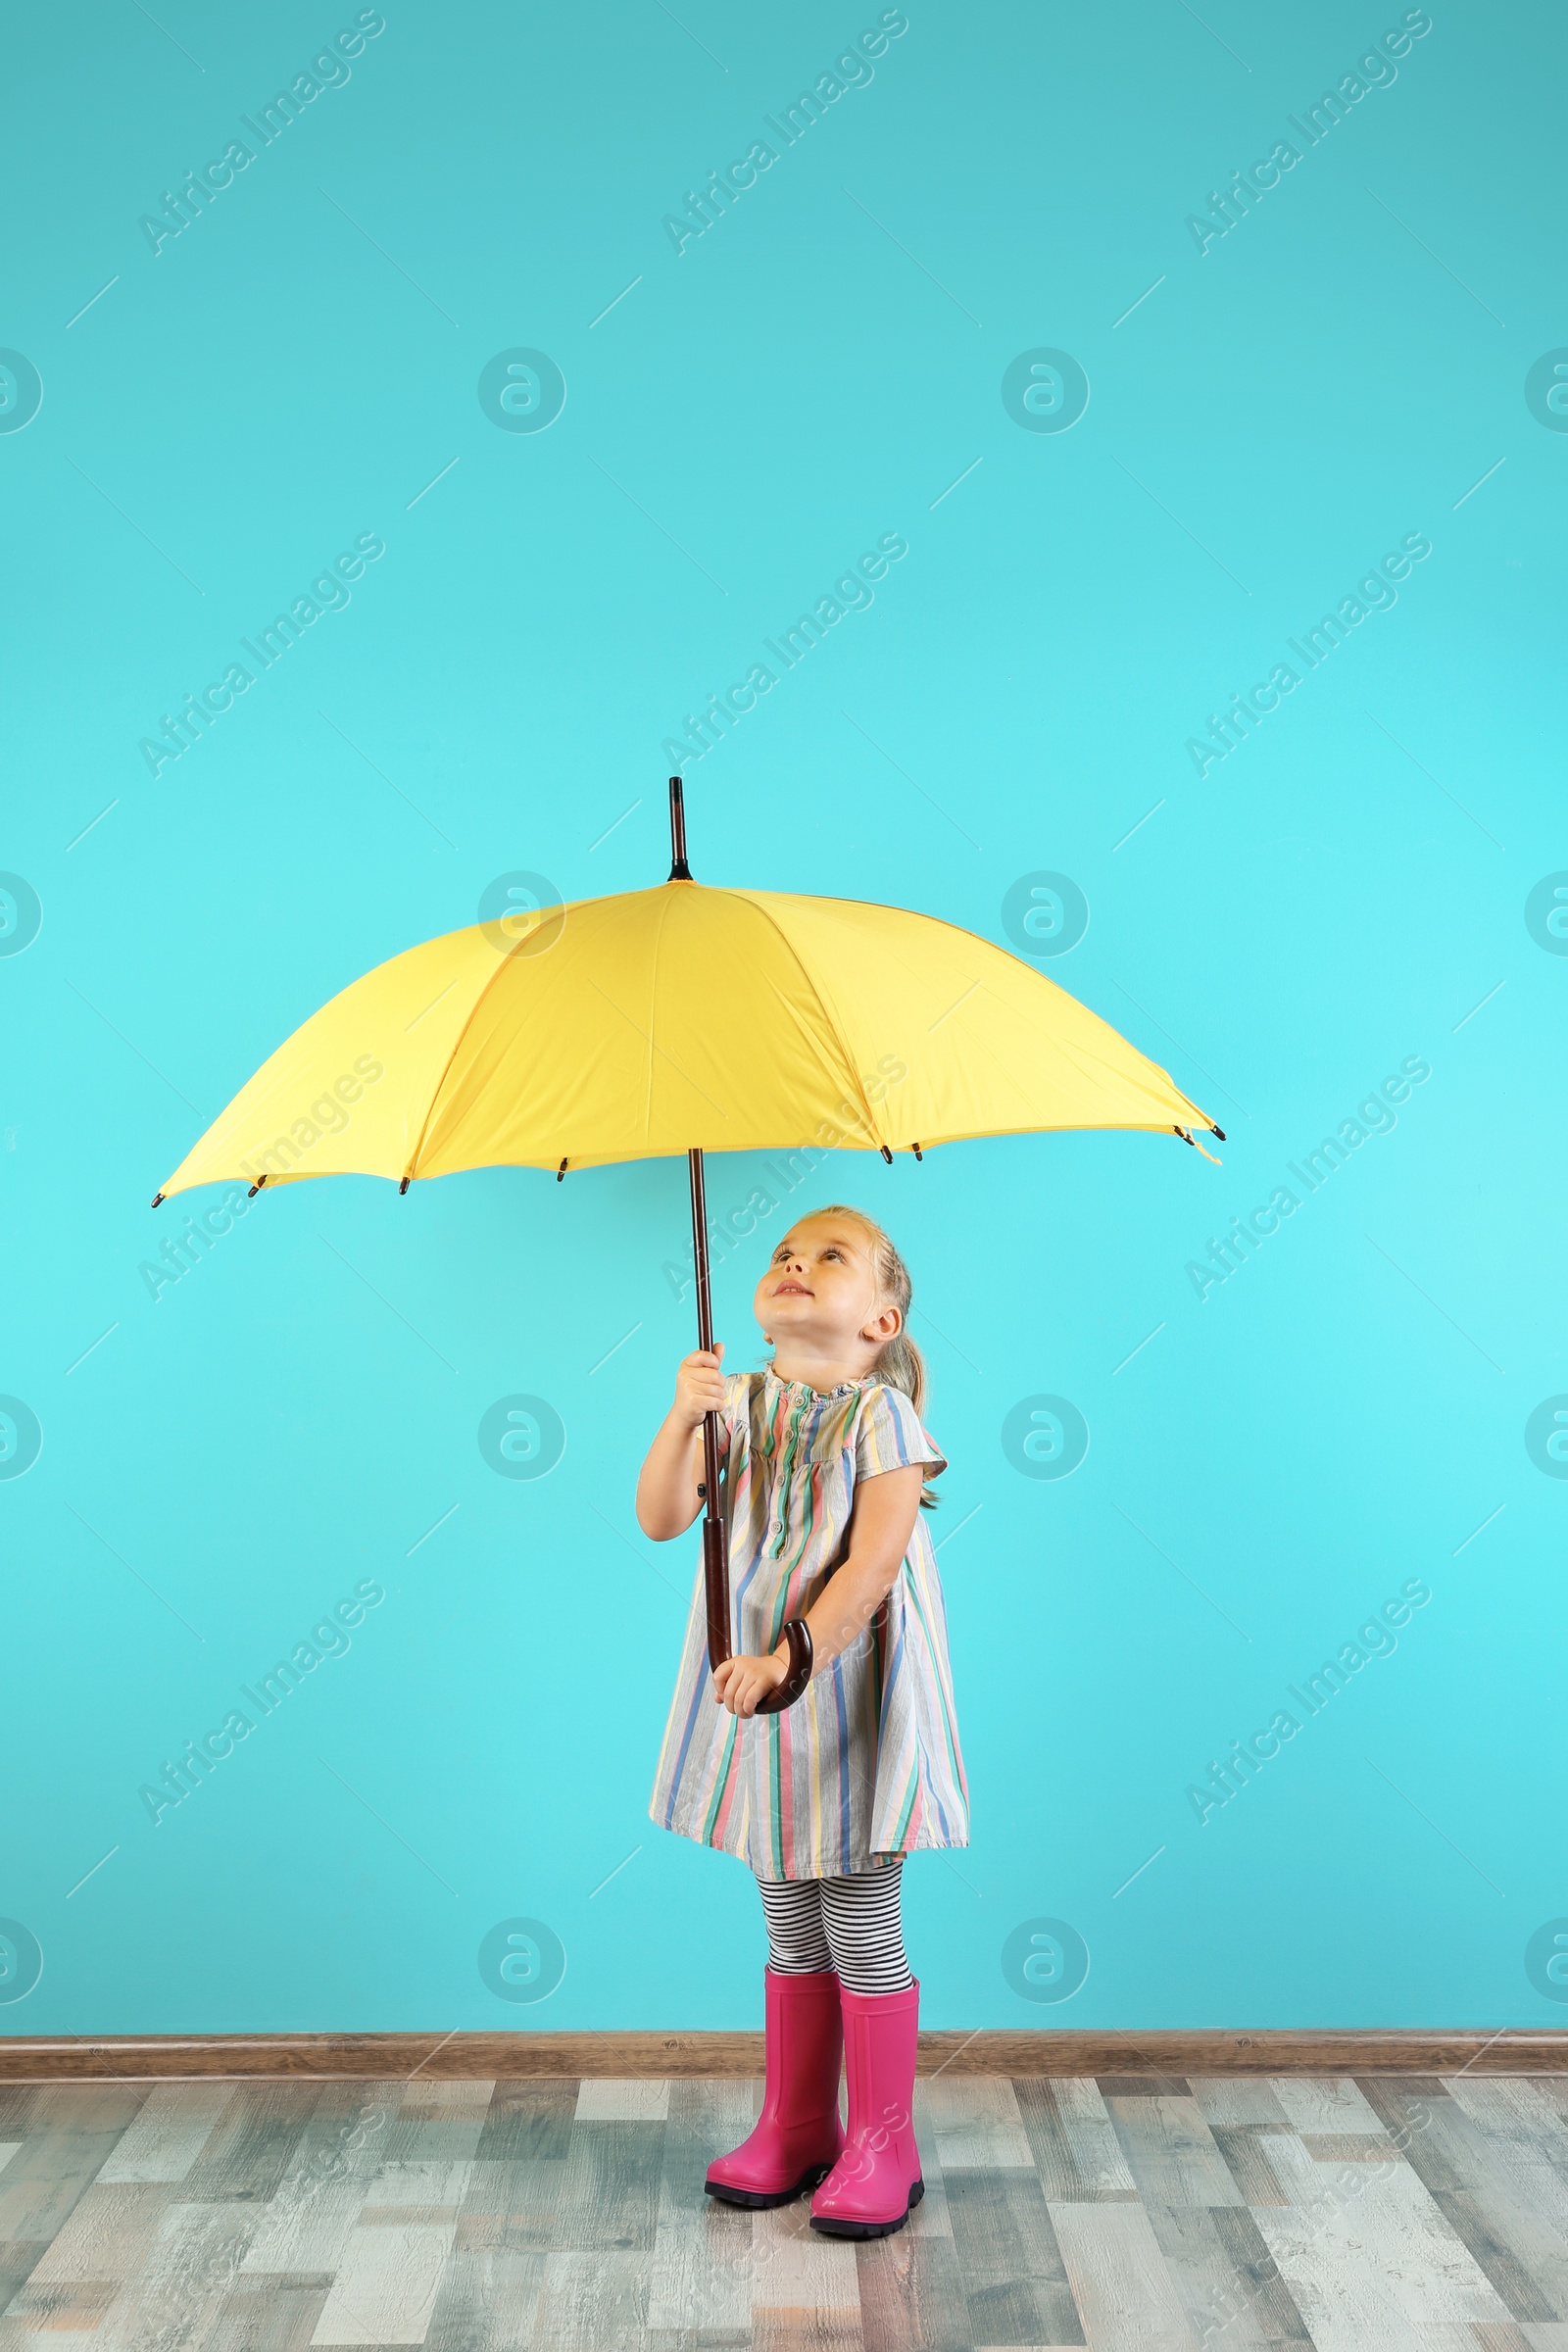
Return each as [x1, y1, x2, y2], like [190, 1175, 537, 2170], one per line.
[810, 2177, 925, 2238]
[705, 2161, 836, 2210]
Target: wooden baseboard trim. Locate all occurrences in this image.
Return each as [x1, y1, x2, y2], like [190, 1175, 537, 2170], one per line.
[0, 2029, 1563, 2082]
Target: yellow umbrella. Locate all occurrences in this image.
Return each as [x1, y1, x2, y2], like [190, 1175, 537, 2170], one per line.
[154, 780, 1221, 1706]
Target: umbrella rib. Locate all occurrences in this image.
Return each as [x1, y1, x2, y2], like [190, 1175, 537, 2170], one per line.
[741, 887, 1201, 1145]
[747, 883, 1215, 1134]
[587, 976, 731, 1121]
[755, 970, 875, 1136]
[400, 894, 608, 1180]
[401, 935, 535, 1184]
[724, 891, 884, 1149]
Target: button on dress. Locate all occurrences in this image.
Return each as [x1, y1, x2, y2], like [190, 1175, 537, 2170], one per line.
[649, 1365, 970, 1881]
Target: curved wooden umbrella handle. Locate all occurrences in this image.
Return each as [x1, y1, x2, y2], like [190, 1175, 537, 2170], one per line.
[755, 1617, 813, 1713]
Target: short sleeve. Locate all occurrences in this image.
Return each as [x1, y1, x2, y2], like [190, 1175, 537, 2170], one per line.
[855, 1383, 947, 1483]
[719, 1371, 753, 1450]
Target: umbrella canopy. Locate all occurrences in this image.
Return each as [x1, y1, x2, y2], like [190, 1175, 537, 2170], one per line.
[153, 780, 1222, 1715]
[156, 874, 1216, 1200]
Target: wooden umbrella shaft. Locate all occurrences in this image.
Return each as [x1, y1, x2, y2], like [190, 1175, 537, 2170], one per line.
[686, 1149, 812, 1714]
[687, 1146, 730, 1671]
[675, 775, 810, 1715]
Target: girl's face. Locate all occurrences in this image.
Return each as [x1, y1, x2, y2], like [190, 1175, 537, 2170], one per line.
[754, 1215, 901, 1361]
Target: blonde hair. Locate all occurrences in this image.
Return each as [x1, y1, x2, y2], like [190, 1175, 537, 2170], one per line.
[794, 1203, 938, 1509]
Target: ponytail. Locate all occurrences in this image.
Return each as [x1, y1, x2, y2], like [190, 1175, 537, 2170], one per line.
[873, 1328, 927, 1419]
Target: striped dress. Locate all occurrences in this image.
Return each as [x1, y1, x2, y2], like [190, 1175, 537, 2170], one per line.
[648, 1365, 969, 1881]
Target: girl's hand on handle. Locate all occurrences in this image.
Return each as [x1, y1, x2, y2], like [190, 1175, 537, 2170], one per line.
[673, 1343, 725, 1431]
[712, 1646, 788, 1718]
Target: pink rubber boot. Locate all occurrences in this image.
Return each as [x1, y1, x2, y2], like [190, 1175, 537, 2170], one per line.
[808, 1977, 923, 2237]
[705, 1967, 846, 2208]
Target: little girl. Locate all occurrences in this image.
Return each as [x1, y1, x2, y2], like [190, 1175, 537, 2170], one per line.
[638, 1205, 969, 2239]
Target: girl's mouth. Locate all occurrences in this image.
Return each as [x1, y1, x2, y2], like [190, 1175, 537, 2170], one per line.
[773, 1280, 812, 1297]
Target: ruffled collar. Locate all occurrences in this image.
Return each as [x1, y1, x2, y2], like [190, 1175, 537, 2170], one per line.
[762, 1361, 863, 1402]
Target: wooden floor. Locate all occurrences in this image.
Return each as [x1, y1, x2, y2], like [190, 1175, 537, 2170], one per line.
[2, 2072, 1568, 2349]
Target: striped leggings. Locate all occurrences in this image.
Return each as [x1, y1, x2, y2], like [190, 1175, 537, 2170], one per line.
[755, 1858, 913, 1995]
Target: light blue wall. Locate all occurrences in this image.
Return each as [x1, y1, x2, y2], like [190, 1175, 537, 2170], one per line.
[4, 0, 1563, 2035]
